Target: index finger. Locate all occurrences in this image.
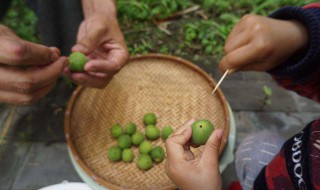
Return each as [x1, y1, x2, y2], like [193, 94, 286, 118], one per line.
[219, 44, 259, 72]
[171, 118, 195, 137]
[0, 57, 68, 94]
[165, 126, 192, 161]
[0, 39, 60, 66]
[85, 45, 129, 74]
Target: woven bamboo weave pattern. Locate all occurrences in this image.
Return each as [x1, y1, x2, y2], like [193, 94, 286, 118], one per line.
[65, 54, 230, 190]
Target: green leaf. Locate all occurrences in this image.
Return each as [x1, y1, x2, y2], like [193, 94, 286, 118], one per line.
[265, 99, 272, 105]
[263, 85, 272, 96]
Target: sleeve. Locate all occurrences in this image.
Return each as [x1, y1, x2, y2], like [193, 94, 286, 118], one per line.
[267, 4, 320, 103]
[253, 119, 320, 190]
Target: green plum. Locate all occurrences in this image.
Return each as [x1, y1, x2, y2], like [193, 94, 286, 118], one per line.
[117, 134, 132, 149]
[191, 119, 214, 146]
[110, 124, 123, 138]
[150, 146, 165, 163]
[139, 140, 152, 154]
[107, 146, 122, 162]
[122, 148, 134, 162]
[145, 125, 160, 140]
[161, 126, 174, 140]
[136, 154, 153, 171]
[132, 132, 145, 146]
[125, 122, 137, 135]
[68, 52, 88, 72]
[143, 113, 157, 126]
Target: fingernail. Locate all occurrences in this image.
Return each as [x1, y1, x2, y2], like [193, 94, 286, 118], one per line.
[216, 129, 224, 139]
[49, 47, 61, 55]
[51, 52, 59, 62]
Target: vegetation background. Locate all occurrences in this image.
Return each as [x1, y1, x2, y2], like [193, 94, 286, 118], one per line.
[1, 0, 318, 67]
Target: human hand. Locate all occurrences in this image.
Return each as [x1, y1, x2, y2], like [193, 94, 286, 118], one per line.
[219, 14, 308, 72]
[165, 119, 224, 190]
[64, 12, 129, 88]
[0, 25, 68, 105]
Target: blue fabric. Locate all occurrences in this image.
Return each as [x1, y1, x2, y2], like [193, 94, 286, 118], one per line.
[268, 6, 320, 83]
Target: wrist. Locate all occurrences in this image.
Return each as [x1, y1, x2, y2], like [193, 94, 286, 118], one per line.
[286, 20, 308, 53]
[82, 0, 117, 19]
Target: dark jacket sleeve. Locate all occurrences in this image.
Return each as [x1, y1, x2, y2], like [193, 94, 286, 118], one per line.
[267, 3, 320, 103]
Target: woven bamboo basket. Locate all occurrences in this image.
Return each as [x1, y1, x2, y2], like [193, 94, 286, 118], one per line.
[65, 54, 230, 190]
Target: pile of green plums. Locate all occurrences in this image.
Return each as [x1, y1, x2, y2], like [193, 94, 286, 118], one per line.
[107, 113, 215, 171]
[107, 112, 173, 171]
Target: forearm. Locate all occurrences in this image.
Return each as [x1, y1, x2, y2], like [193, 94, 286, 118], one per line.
[268, 4, 320, 102]
[81, 0, 117, 18]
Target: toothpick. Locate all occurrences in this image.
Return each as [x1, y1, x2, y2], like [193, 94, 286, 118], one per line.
[211, 69, 230, 94]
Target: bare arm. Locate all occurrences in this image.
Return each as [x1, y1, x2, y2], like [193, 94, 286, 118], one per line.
[81, 0, 117, 18]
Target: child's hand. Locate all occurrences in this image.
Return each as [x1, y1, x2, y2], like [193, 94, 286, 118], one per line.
[165, 119, 224, 190]
[220, 14, 308, 72]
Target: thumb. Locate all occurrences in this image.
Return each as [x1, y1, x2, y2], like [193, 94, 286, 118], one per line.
[201, 129, 224, 167]
[72, 26, 106, 54]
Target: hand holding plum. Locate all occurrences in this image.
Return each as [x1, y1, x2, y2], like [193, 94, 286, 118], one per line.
[165, 119, 224, 190]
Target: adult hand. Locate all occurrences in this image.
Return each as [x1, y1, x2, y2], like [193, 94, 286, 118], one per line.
[220, 14, 308, 72]
[64, 10, 129, 88]
[0, 25, 68, 105]
[165, 119, 224, 190]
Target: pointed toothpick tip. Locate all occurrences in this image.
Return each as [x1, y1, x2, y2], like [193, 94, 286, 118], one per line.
[211, 69, 230, 95]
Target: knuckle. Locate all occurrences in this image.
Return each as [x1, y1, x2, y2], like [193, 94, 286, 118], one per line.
[9, 43, 29, 63]
[254, 37, 274, 58]
[16, 77, 36, 93]
[109, 59, 124, 73]
[242, 14, 259, 25]
[208, 143, 220, 151]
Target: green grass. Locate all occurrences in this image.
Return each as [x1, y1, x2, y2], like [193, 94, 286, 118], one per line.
[1, 0, 318, 64]
[0, 0, 38, 42]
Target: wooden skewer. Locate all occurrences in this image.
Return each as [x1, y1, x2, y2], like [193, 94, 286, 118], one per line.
[211, 69, 231, 94]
